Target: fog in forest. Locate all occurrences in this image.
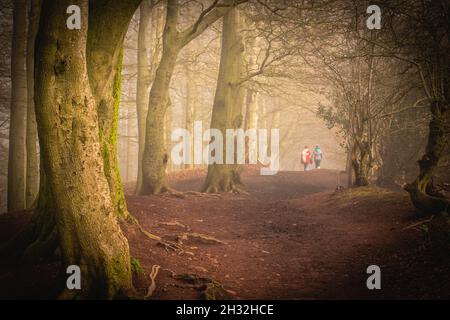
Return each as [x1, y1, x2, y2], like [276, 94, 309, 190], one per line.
[0, 0, 449, 300]
[116, 7, 347, 187]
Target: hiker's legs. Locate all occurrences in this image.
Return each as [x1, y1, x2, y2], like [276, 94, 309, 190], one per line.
[304, 163, 308, 171]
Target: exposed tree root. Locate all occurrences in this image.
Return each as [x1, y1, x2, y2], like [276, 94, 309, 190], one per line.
[144, 264, 160, 299]
[203, 184, 248, 194]
[402, 216, 434, 231]
[202, 177, 248, 194]
[162, 267, 176, 277]
[21, 227, 59, 264]
[0, 207, 58, 264]
[159, 186, 186, 198]
[172, 273, 231, 300]
[157, 241, 185, 254]
[405, 183, 450, 216]
[183, 191, 222, 198]
[157, 221, 191, 231]
[131, 218, 184, 254]
[229, 185, 248, 195]
[177, 232, 227, 245]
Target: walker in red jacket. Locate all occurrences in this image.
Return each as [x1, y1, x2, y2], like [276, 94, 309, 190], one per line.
[301, 146, 312, 171]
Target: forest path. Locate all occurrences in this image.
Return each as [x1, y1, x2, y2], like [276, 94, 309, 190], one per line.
[126, 166, 447, 299]
[0, 166, 448, 299]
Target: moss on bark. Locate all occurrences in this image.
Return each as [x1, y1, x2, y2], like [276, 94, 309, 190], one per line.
[87, 0, 141, 219]
[33, 0, 133, 299]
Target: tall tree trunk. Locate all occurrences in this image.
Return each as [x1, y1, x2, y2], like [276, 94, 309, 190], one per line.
[135, 1, 153, 194]
[345, 144, 354, 187]
[184, 67, 196, 169]
[244, 88, 258, 162]
[138, 0, 239, 195]
[34, 0, 132, 298]
[202, 8, 245, 193]
[25, 0, 40, 209]
[165, 96, 173, 172]
[126, 102, 133, 183]
[351, 141, 371, 186]
[244, 89, 258, 131]
[258, 95, 267, 130]
[138, 1, 181, 194]
[139, 46, 178, 194]
[7, 0, 27, 212]
[86, 0, 141, 219]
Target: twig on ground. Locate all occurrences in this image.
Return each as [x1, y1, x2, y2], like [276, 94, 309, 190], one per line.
[402, 216, 434, 231]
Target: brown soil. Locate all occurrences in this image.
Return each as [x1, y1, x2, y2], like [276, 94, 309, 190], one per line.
[1, 166, 450, 299]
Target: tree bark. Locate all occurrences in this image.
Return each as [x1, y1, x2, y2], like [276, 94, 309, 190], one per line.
[184, 67, 196, 169]
[135, 1, 153, 194]
[86, 0, 141, 218]
[351, 141, 371, 187]
[244, 88, 258, 162]
[34, 0, 132, 298]
[25, 0, 41, 209]
[7, 0, 27, 212]
[202, 8, 245, 193]
[138, 0, 182, 195]
[139, 45, 178, 194]
[244, 89, 258, 132]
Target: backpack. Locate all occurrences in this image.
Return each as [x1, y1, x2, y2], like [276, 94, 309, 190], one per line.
[314, 149, 322, 160]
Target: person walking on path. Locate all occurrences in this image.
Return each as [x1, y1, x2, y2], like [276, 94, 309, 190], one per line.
[301, 146, 312, 171]
[313, 145, 323, 169]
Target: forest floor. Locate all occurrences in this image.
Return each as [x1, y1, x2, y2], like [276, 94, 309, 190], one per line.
[1, 166, 450, 299]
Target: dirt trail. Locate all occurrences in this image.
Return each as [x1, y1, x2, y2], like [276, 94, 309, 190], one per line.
[125, 166, 450, 299]
[1, 166, 449, 299]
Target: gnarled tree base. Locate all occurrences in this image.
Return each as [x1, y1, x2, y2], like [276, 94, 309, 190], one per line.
[0, 211, 58, 264]
[405, 182, 450, 216]
[202, 165, 245, 194]
[0, 185, 58, 265]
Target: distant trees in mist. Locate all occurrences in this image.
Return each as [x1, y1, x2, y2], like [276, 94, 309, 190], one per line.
[0, 0, 448, 298]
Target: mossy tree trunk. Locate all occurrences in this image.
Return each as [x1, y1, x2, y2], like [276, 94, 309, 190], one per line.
[7, 0, 27, 212]
[87, 0, 141, 219]
[139, 0, 242, 195]
[202, 8, 246, 193]
[33, 0, 132, 298]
